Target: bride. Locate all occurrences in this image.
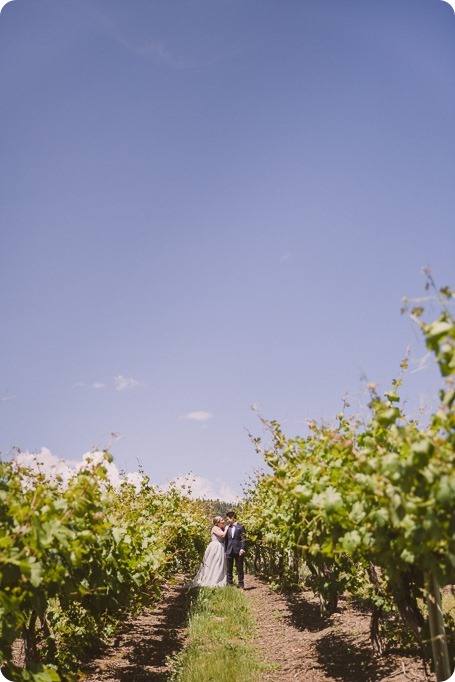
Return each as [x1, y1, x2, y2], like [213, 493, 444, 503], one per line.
[186, 515, 227, 588]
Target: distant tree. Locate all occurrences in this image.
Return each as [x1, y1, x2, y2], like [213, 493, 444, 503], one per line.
[199, 499, 242, 519]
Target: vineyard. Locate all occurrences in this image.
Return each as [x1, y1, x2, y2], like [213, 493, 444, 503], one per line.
[243, 278, 455, 681]
[0, 277, 454, 681]
[0, 456, 207, 681]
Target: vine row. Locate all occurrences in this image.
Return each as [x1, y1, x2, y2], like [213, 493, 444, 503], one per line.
[0, 454, 207, 681]
[244, 279, 454, 681]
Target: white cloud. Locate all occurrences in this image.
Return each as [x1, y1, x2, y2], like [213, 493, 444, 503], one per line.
[76, 451, 123, 487]
[280, 252, 292, 262]
[161, 474, 241, 503]
[117, 35, 172, 61]
[114, 375, 145, 391]
[72, 382, 106, 390]
[124, 471, 144, 489]
[181, 411, 213, 422]
[12, 451, 240, 502]
[12, 448, 143, 492]
[218, 481, 243, 503]
[0, 393, 15, 402]
[13, 448, 79, 487]
[76, 4, 184, 67]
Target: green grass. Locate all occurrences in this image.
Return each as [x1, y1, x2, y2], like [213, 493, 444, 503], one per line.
[169, 586, 269, 682]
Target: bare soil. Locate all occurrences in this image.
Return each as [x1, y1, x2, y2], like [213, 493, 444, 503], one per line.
[81, 573, 434, 681]
[247, 577, 433, 681]
[81, 578, 190, 681]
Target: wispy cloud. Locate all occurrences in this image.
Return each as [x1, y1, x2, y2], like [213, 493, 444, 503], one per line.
[116, 35, 173, 61]
[181, 410, 213, 422]
[76, 2, 184, 67]
[114, 375, 145, 391]
[280, 252, 292, 262]
[72, 382, 106, 390]
[72, 377, 145, 391]
[0, 392, 15, 402]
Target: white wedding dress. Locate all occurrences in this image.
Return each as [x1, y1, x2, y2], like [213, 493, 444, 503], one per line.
[187, 532, 227, 588]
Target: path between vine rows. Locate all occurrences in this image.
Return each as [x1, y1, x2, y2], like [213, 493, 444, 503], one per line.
[81, 573, 434, 682]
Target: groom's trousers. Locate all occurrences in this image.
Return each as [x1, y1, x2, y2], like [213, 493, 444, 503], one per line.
[226, 553, 244, 588]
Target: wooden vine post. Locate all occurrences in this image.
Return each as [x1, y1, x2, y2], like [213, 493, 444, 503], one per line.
[425, 572, 452, 682]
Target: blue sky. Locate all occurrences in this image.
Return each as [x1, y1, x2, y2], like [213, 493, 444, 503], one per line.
[0, 0, 454, 499]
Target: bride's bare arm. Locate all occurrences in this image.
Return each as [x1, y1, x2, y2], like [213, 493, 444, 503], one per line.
[212, 526, 227, 538]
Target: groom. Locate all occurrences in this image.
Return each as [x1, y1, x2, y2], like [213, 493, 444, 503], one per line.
[225, 510, 246, 589]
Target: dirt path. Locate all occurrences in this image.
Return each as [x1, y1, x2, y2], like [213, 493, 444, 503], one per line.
[81, 578, 190, 681]
[81, 573, 434, 681]
[246, 576, 433, 681]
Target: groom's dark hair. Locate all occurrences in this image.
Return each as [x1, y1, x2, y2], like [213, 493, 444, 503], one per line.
[226, 510, 236, 519]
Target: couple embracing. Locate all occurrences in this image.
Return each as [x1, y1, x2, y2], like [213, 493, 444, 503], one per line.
[188, 511, 246, 589]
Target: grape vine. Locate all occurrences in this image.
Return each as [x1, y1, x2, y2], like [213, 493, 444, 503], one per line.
[244, 279, 454, 680]
[0, 455, 207, 681]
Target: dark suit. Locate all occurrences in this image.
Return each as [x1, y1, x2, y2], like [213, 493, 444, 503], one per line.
[225, 522, 246, 588]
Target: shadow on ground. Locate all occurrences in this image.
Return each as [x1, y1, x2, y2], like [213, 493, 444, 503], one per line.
[81, 583, 190, 681]
[314, 630, 406, 682]
[283, 590, 331, 633]
[281, 588, 414, 681]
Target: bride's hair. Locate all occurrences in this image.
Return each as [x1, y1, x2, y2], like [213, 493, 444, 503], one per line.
[213, 515, 224, 525]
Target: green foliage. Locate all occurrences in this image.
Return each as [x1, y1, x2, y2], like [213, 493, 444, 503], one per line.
[0, 458, 207, 680]
[199, 499, 239, 519]
[244, 279, 455, 673]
